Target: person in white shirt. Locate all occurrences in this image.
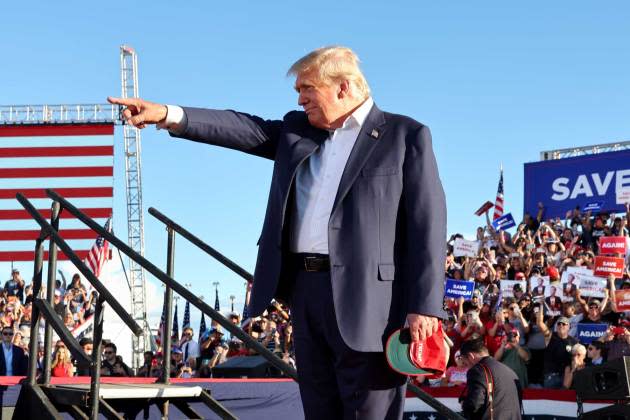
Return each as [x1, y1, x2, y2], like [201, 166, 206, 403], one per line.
[179, 326, 200, 366]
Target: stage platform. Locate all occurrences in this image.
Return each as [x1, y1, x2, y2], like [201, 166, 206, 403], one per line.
[0, 377, 615, 419]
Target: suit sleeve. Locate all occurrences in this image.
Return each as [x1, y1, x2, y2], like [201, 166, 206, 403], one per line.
[170, 107, 284, 160]
[402, 125, 447, 318]
[462, 365, 487, 418]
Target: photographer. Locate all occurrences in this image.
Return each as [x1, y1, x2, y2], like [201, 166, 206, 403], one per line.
[598, 325, 630, 361]
[494, 327, 531, 388]
[100, 342, 132, 377]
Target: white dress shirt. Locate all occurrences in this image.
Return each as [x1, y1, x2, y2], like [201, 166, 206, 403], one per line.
[181, 339, 200, 362]
[2, 343, 13, 376]
[161, 97, 374, 254]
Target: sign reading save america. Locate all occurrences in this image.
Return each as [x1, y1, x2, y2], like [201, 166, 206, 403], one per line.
[599, 236, 627, 255]
[594, 256, 625, 278]
[615, 290, 630, 312]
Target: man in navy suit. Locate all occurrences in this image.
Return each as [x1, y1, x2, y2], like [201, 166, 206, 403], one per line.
[0, 326, 28, 376]
[109, 46, 447, 419]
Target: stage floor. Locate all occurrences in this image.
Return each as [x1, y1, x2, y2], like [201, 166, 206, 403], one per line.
[0, 377, 612, 419]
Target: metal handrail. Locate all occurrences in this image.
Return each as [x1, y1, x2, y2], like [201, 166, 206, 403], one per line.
[148, 207, 253, 282]
[148, 206, 466, 419]
[46, 189, 298, 381]
[16, 194, 142, 335]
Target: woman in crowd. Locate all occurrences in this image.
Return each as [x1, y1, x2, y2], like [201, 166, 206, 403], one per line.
[51, 346, 74, 377]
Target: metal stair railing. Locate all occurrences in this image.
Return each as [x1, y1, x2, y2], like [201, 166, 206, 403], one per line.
[16, 190, 237, 420]
[16, 195, 143, 420]
[44, 189, 297, 381]
[146, 207, 465, 420]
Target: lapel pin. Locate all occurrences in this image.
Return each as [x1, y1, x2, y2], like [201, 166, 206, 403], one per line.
[370, 129, 380, 139]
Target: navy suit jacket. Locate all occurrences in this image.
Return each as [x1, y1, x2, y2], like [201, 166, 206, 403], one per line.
[0, 344, 28, 376]
[172, 103, 447, 352]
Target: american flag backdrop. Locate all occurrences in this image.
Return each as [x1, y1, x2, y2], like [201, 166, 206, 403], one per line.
[0, 124, 114, 261]
[493, 167, 504, 221]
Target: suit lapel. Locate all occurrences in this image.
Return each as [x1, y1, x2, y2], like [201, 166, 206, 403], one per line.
[331, 104, 386, 214]
[287, 123, 328, 177]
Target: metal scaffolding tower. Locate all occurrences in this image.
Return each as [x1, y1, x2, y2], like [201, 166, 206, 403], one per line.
[120, 45, 150, 369]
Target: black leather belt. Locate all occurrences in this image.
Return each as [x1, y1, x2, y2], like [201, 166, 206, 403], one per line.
[291, 253, 330, 272]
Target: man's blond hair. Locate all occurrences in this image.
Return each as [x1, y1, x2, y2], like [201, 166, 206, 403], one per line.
[287, 46, 371, 100]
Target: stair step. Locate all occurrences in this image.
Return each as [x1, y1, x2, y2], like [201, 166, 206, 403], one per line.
[42, 383, 204, 406]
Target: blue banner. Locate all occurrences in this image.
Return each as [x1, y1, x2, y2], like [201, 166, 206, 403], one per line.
[583, 201, 603, 212]
[576, 323, 608, 344]
[444, 278, 475, 299]
[491, 213, 516, 231]
[523, 149, 630, 219]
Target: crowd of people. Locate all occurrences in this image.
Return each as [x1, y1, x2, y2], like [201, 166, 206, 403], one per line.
[1, 203, 629, 388]
[438, 203, 630, 389]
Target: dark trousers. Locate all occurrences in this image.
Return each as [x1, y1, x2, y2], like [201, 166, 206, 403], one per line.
[290, 269, 407, 420]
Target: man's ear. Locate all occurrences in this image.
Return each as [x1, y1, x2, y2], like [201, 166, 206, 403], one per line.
[338, 80, 350, 99]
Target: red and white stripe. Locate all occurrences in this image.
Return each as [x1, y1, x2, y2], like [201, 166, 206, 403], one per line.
[0, 124, 114, 261]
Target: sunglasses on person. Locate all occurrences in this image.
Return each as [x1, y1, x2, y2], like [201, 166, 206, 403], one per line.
[589, 305, 599, 310]
[587, 346, 596, 351]
[557, 322, 569, 326]
[2, 331, 13, 336]
[103, 351, 114, 355]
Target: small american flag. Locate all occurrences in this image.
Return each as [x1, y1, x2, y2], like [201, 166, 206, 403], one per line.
[182, 300, 190, 329]
[214, 287, 220, 312]
[156, 298, 166, 348]
[198, 313, 207, 341]
[241, 282, 252, 328]
[493, 167, 504, 221]
[84, 217, 111, 277]
[171, 302, 179, 342]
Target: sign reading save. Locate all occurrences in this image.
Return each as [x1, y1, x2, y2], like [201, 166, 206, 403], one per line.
[594, 256, 625, 278]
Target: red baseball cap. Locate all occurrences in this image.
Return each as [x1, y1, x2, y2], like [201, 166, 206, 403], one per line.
[547, 266, 559, 280]
[385, 322, 448, 377]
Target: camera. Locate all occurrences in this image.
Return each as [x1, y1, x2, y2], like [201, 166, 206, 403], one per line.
[506, 332, 516, 342]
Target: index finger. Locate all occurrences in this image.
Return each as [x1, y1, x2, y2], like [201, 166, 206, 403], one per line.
[107, 96, 137, 106]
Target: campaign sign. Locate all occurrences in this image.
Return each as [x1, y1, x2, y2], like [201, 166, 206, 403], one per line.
[577, 274, 607, 298]
[500, 280, 527, 298]
[474, 201, 494, 216]
[491, 213, 516, 232]
[560, 271, 580, 301]
[444, 279, 475, 299]
[453, 238, 480, 257]
[615, 290, 630, 312]
[523, 149, 630, 219]
[594, 256, 625, 278]
[566, 266, 594, 276]
[583, 201, 603, 212]
[576, 323, 608, 344]
[529, 275, 550, 300]
[599, 236, 627, 255]
[617, 187, 630, 205]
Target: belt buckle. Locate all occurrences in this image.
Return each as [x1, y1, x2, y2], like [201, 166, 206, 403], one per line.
[304, 256, 318, 272]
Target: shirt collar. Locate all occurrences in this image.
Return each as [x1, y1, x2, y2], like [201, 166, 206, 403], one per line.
[338, 97, 374, 131]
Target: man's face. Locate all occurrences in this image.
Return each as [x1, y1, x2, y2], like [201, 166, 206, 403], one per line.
[182, 329, 193, 341]
[103, 347, 116, 362]
[1, 329, 13, 344]
[83, 343, 93, 355]
[295, 70, 346, 130]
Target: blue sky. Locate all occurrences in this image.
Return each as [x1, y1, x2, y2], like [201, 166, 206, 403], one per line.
[2, 2, 630, 335]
